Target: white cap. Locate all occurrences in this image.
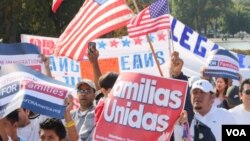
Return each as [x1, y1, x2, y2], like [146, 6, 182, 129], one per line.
[191, 79, 214, 94]
[76, 79, 96, 90]
[188, 76, 201, 87]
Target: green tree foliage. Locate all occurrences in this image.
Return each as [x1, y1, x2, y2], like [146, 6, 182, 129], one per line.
[171, 0, 233, 37]
[225, 0, 250, 35]
[171, 0, 196, 31]
[0, 0, 83, 43]
[171, 0, 250, 37]
[231, 49, 250, 55]
[1, 0, 250, 42]
[0, 0, 52, 42]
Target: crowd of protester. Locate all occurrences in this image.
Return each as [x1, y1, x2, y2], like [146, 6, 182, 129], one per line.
[0, 46, 249, 141]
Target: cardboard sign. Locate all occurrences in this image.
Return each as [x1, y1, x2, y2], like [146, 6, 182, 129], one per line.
[94, 72, 188, 141]
[0, 43, 42, 72]
[204, 49, 239, 79]
[80, 58, 119, 80]
[0, 64, 74, 119]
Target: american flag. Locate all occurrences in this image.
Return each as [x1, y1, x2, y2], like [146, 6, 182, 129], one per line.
[54, 0, 134, 61]
[127, 0, 170, 38]
[52, 0, 63, 13]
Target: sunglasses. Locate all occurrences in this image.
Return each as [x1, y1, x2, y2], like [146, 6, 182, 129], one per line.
[77, 89, 93, 94]
[243, 89, 250, 95]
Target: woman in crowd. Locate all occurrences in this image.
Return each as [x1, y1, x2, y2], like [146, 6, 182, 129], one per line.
[214, 77, 229, 107]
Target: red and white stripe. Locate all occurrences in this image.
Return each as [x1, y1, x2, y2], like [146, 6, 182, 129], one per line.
[54, 0, 133, 61]
[127, 8, 170, 38]
[52, 0, 63, 13]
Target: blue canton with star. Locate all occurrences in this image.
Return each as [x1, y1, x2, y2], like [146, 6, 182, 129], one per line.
[149, 0, 168, 18]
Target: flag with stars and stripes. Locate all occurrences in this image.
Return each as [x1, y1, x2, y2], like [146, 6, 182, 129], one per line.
[54, 0, 134, 61]
[127, 0, 170, 38]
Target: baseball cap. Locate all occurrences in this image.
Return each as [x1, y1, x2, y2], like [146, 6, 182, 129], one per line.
[76, 79, 96, 90]
[191, 79, 214, 94]
[226, 86, 241, 106]
[188, 76, 201, 87]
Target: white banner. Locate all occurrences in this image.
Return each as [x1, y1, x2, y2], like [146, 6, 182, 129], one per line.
[0, 64, 74, 119]
[21, 15, 250, 84]
[0, 43, 44, 73]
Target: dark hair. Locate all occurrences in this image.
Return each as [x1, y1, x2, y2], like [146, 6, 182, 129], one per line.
[240, 78, 250, 93]
[95, 92, 104, 104]
[40, 118, 66, 140]
[6, 110, 18, 125]
[215, 77, 229, 97]
[99, 71, 119, 90]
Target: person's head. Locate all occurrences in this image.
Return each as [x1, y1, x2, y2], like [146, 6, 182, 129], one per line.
[99, 71, 119, 97]
[3, 110, 19, 138]
[0, 119, 8, 141]
[17, 108, 30, 127]
[215, 77, 229, 97]
[95, 91, 104, 104]
[199, 66, 211, 81]
[76, 79, 96, 111]
[188, 76, 201, 87]
[226, 86, 241, 109]
[228, 78, 233, 87]
[39, 118, 66, 141]
[239, 78, 250, 111]
[191, 79, 215, 116]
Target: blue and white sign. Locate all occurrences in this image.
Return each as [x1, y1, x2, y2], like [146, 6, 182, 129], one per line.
[0, 64, 74, 119]
[204, 49, 239, 79]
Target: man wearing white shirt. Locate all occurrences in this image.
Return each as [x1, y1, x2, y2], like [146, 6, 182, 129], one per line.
[175, 79, 236, 141]
[229, 78, 250, 124]
[17, 108, 46, 141]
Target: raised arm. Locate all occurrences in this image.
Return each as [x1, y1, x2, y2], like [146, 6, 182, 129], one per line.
[64, 94, 79, 141]
[169, 51, 187, 80]
[40, 54, 52, 78]
[87, 47, 102, 90]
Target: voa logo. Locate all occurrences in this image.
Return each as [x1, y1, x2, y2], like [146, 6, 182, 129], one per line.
[226, 129, 246, 136]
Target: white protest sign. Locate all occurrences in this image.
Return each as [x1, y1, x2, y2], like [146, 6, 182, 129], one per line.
[21, 15, 250, 83]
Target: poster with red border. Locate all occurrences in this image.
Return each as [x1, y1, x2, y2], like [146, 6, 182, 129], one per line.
[94, 72, 188, 141]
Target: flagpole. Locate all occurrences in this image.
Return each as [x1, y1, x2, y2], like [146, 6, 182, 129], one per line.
[132, 0, 140, 14]
[146, 34, 164, 76]
[167, 0, 174, 53]
[132, 0, 164, 77]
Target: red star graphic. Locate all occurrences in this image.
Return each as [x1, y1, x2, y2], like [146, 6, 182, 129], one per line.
[134, 37, 142, 45]
[157, 32, 166, 41]
[110, 40, 119, 48]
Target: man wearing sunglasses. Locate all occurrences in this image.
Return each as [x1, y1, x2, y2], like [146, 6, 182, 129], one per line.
[71, 79, 96, 141]
[229, 78, 250, 124]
